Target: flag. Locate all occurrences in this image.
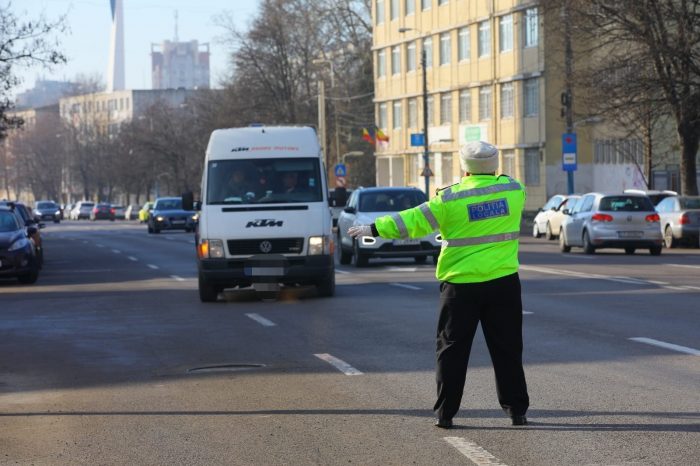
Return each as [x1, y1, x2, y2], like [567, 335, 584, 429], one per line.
[362, 127, 375, 145]
[376, 127, 390, 142]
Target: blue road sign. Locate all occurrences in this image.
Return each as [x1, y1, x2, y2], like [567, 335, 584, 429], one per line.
[411, 133, 425, 147]
[562, 133, 577, 171]
[334, 163, 347, 177]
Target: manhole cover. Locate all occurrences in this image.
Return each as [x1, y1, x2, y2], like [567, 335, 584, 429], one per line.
[187, 363, 266, 374]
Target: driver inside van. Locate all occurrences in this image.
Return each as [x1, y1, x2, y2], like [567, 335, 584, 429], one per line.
[221, 167, 257, 201]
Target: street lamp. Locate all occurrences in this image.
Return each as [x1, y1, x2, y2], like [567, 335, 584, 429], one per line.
[399, 27, 431, 197]
[313, 58, 339, 171]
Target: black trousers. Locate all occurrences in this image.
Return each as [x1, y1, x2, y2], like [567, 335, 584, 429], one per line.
[433, 272, 529, 420]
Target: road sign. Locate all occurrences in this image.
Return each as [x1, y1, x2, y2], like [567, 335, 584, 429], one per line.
[334, 163, 347, 177]
[420, 166, 434, 177]
[335, 176, 346, 188]
[562, 133, 577, 171]
[410, 133, 425, 147]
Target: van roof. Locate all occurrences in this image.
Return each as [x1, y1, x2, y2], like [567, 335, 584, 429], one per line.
[206, 126, 321, 160]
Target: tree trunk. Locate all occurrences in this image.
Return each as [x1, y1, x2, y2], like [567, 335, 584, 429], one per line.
[678, 127, 699, 195]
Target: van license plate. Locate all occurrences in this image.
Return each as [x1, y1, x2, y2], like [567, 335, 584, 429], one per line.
[618, 231, 642, 238]
[394, 239, 419, 246]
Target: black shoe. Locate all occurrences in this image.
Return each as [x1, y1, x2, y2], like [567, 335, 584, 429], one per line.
[434, 418, 453, 429]
[511, 415, 528, 426]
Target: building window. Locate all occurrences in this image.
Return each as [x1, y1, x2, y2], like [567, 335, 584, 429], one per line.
[391, 0, 399, 20]
[500, 82, 514, 118]
[408, 98, 418, 128]
[421, 0, 430, 10]
[438, 0, 448, 6]
[479, 86, 492, 120]
[440, 93, 452, 124]
[119, 98, 124, 110]
[458, 27, 470, 62]
[377, 49, 386, 77]
[524, 78, 539, 116]
[125, 98, 130, 110]
[405, 0, 415, 15]
[439, 32, 451, 66]
[525, 148, 540, 185]
[406, 41, 416, 72]
[459, 89, 471, 122]
[423, 37, 433, 67]
[392, 46, 401, 75]
[427, 95, 434, 126]
[499, 14, 513, 53]
[441, 152, 454, 185]
[524, 8, 539, 47]
[393, 101, 402, 129]
[376, 0, 385, 24]
[478, 20, 491, 57]
[502, 150, 515, 177]
[379, 103, 388, 129]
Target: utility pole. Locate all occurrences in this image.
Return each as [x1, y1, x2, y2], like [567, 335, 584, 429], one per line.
[317, 79, 326, 166]
[563, 0, 575, 195]
[421, 47, 430, 197]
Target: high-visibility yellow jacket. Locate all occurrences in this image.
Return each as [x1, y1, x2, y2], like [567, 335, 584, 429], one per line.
[375, 175, 525, 283]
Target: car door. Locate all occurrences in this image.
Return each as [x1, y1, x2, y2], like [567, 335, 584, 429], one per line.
[336, 190, 359, 250]
[568, 194, 595, 246]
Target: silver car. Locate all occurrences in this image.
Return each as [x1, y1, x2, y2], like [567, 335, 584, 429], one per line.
[337, 187, 442, 266]
[533, 194, 580, 240]
[559, 192, 663, 255]
[655, 195, 700, 248]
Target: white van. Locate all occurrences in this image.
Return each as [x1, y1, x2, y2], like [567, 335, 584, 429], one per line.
[188, 126, 335, 302]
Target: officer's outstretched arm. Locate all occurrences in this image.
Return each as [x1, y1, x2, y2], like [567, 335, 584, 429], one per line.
[374, 201, 442, 239]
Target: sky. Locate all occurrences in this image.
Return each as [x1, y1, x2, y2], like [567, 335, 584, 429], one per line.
[14, 0, 262, 96]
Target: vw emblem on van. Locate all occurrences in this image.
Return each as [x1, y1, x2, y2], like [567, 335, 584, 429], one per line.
[259, 240, 273, 253]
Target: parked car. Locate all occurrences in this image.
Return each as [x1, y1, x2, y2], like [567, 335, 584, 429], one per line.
[329, 188, 353, 228]
[0, 201, 44, 267]
[138, 202, 154, 223]
[337, 186, 442, 266]
[90, 203, 112, 221]
[110, 205, 126, 220]
[559, 192, 663, 255]
[623, 189, 678, 206]
[33, 200, 61, 223]
[70, 201, 95, 220]
[124, 204, 140, 220]
[0, 205, 40, 284]
[533, 194, 580, 240]
[655, 195, 700, 248]
[147, 197, 197, 233]
[61, 203, 73, 220]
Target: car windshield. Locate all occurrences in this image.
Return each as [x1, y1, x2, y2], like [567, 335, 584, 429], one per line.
[207, 158, 323, 205]
[599, 196, 654, 212]
[0, 211, 19, 232]
[359, 190, 427, 212]
[679, 197, 700, 209]
[155, 199, 182, 210]
[37, 202, 57, 209]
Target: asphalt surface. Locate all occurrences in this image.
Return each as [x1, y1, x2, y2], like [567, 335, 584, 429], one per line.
[0, 220, 698, 465]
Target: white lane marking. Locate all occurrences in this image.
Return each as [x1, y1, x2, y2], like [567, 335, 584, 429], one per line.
[629, 337, 700, 356]
[571, 255, 595, 260]
[390, 282, 422, 291]
[521, 265, 651, 286]
[647, 280, 670, 285]
[666, 264, 700, 270]
[96, 244, 105, 248]
[314, 353, 363, 376]
[444, 437, 508, 466]
[170, 275, 185, 282]
[387, 267, 418, 272]
[522, 311, 534, 315]
[112, 249, 121, 254]
[682, 285, 700, 291]
[335, 269, 351, 275]
[82, 241, 88, 244]
[147, 264, 159, 270]
[245, 313, 276, 327]
[663, 286, 687, 291]
[128, 256, 138, 262]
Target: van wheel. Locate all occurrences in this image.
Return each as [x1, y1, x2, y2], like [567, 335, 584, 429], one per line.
[17, 266, 39, 284]
[353, 241, 368, 267]
[559, 229, 571, 253]
[338, 233, 351, 265]
[198, 273, 219, 302]
[316, 273, 335, 297]
[545, 222, 555, 240]
[582, 230, 595, 254]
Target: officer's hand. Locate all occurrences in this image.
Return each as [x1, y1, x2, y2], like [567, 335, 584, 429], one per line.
[348, 225, 372, 238]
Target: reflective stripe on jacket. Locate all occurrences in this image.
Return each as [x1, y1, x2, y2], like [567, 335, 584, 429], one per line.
[375, 175, 525, 283]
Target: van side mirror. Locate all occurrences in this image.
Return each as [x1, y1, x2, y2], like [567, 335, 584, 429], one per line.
[344, 206, 356, 214]
[182, 191, 194, 211]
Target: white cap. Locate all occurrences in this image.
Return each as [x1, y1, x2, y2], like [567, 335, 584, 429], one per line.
[459, 141, 499, 174]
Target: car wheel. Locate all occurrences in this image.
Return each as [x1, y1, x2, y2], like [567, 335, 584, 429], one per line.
[353, 240, 368, 267]
[414, 256, 427, 264]
[532, 222, 541, 238]
[583, 230, 595, 254]
[154, 228, 161, 234]
[624, 247, 636, 255]
[559, 229, 571, 253]
[649, 245, 662, 256]
[147, 225, 153, 234]
[316, 273, 335, 297]
[664, 226, 677, 248]
[338, 233, 351, 265]
[198, 273, 219, 302]
[545, 222, 555, 241]
[17, 266, 39, 285]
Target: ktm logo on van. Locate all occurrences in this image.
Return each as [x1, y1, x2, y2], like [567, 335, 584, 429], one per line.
[231, 147, 250, 152]
[246, 219, 284, 228]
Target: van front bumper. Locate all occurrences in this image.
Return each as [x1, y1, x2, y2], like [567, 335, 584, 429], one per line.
[199, 254, 334, 287]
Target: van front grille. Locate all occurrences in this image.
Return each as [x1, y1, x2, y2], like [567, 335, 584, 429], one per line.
[227, 238, 304, 255]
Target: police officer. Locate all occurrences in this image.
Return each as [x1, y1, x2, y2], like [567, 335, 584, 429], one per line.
[348, 141, 529, 429]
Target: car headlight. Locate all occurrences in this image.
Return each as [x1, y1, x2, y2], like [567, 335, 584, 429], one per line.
[191, 214, 199, 221]
[198, 239, 225, 259]
[55, 210, 61, 216]
[9, 237, 30, 251]
[308, 235, 332, 255]
[156, 216, 165, 222]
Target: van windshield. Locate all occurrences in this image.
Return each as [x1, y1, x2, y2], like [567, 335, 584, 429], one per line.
[207, 158, 323, 205]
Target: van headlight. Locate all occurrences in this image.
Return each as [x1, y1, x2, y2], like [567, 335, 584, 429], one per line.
[308, 235, 331, 255]
[9, 237, 30, 251]
[198, 239, 225, 259]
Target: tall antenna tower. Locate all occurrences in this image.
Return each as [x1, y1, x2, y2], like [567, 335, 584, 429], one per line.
[107, 0, 126, 91]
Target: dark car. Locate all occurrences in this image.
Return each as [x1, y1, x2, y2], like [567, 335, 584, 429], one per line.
[147, 197, 197, 234]
[90, 203, 112, 221]
[0, 205, 40, 284]
[34, 200, 61, 223]
[0, 201, 44, 267]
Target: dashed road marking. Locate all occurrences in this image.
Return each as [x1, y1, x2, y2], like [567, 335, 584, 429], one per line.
[390, 282, 422, 291]
[629, 337, 700, 356]
[522, 311, 534, 315]
[387, 267, 418, 272]
[647, 280, 670, 285]
[666, 263, 700, 270]
[112, 249, 121, 254]
[444, 437, 508, 466]
[245, 313, 276, 327]
[314, 353, 363, 376]
[170, 275, 185, 282]
[96, 244, 105, 248]
[147, 264, 159, 270]
[127, 256, 138, 262]
[335, 269, 351, 275]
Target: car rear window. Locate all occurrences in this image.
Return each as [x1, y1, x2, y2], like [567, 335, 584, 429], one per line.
[679, 197, 700, 209]
[359, 190, 427, 212]
[599, 196, 654, 212]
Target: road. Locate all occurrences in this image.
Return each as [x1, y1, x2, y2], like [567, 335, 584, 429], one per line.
[1, 221, 698, 465]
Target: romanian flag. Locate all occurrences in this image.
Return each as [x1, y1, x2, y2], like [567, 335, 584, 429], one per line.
[362, 127, 375, 145]
[376, 127, 390, 142]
